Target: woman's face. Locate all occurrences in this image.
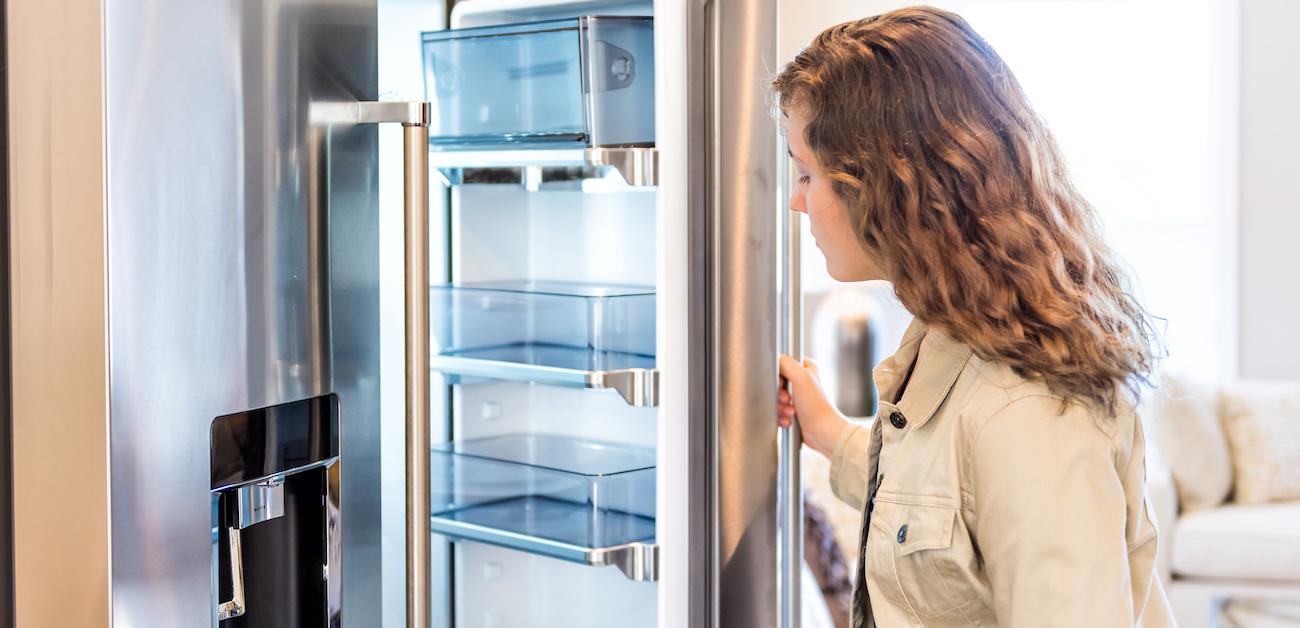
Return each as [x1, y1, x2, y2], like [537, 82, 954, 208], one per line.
[786, 106, 886, 283]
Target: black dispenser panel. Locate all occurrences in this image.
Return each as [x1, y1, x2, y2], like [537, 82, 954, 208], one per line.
[211, 393, 339, 491]
[211, 394, 340, 627]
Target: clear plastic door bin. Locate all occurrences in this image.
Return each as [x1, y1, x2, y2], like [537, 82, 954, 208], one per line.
[421, 16, 655, 148]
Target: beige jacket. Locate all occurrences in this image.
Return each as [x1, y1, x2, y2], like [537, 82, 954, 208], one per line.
[830, 319, 1175, 627]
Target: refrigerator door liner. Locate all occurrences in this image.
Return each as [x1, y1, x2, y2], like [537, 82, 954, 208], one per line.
[430, 434, 658, 581]
[430, 281, 658, 406]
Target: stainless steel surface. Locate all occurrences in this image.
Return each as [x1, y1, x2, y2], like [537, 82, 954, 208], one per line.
[429, 356, 660, 406]
[694, 0, 784, 625]
[235, 478, 286, 529]
[778, 201, 804, 628]
[100, 1, 383, 625]
[680, 1, 716, 624]
[428, 147, 659, 187]
[217, 527, 247, 621]
[403, 121, 433, 628]
[316, 100, 431, 126]
[587, 147, 659, 187]
[325, 461, 343, 625]
[347, 100, 434, 628]
[595, 368, 661, 407]
[430, 519, 660, 582]
[361, 100, 432, 125]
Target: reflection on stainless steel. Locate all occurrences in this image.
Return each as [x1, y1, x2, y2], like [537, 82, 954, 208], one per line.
[693, 0, 785, 625]
[595, 541, 660, 582]
[236, 478, 286, 529]
[102, 0, 381, 625]
[594, 368, 661, 407]
[586, 147, 659, 187]
[778, 194, 804, 628]
[325, 461, 342, 626]
[403, 117, 432, 628]
[217, 527, 248, 621]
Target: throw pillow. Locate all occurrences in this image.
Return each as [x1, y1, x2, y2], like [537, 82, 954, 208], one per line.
[1143, 373, 1234, 511]
[1220, 381, 1300, 505]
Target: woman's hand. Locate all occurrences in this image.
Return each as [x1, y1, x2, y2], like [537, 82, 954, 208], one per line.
[778, 355, 850, 459]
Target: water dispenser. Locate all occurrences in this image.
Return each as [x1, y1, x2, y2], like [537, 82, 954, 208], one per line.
[210, 394, 341, 627]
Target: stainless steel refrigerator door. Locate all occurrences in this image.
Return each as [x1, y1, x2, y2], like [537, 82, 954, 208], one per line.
[103, 0, 382, 625]
[681, 0, 795, 626]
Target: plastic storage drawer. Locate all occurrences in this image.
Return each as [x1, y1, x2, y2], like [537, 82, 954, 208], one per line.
[421, 16, 654, 149]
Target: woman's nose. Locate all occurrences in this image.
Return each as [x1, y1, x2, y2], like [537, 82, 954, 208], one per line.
[789, 193, 808, 214]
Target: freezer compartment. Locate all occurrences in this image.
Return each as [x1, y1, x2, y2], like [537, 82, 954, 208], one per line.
[430, 434, 657, 580]
[421, 16, 654, 149]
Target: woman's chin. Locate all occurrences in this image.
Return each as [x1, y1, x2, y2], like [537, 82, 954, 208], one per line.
[828, 264, 883, 283]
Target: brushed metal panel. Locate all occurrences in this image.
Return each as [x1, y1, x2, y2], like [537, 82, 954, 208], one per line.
[104, 0, 380, 625]
[690, 0, 783, 625]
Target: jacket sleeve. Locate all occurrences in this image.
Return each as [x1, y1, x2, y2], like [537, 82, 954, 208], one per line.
[829, 423, 871, 509]
[969, 395, 1135, 627]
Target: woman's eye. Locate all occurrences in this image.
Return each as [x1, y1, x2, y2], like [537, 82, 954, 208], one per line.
[798, 174, 810, 184]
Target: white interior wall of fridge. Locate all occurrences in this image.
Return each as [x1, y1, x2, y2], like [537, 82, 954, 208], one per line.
[383, 0, 666, 624]
[446, 8, 662, 626]
[449, 184, 659, 628]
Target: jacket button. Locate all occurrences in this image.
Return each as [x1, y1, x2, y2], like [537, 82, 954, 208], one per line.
[897, 524, 908, 544]
[889, 411, 907, 429]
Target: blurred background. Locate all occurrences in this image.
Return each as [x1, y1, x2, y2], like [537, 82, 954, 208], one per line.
[785, 3, 1300, 627]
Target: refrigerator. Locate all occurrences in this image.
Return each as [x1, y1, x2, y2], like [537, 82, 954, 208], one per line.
[4, 0, 801, 626]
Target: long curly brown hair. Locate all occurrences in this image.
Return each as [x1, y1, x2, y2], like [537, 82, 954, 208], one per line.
[774, 6, 1159, 410]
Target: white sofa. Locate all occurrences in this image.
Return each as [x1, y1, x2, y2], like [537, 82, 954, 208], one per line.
[1143, 380, 1300, 628]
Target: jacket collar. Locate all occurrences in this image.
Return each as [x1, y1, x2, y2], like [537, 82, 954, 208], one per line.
[873, 318, 974, 431]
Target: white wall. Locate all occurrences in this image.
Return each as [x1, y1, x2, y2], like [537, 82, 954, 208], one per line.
[1238, 0, 1300, 379]
[781, 1, 1289, 383]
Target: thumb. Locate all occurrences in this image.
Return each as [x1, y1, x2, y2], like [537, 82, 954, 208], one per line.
[778, 354, 810, 385]
[802, 357, 822, 380]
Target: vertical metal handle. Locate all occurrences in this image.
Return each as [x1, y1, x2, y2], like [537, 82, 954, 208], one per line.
[306, 101, 433, 628]
[403, 119, 432, 628]
[778, 149, 804, 628]
[401, 110, 433, 628]
[217, 527, 246, 621]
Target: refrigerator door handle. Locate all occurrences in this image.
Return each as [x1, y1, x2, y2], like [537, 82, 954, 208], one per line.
[778, 149, 804, 628]
[351, 100, 433, 628]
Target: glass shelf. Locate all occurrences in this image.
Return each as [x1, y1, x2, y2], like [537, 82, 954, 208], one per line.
[431, 281, 658, 406]
[428, 147, 658, 188]
[429, 434, 658, 581]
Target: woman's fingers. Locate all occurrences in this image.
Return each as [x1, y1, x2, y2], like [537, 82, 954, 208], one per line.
[802, 357, 821, 379]
[778, 354, 806, 382]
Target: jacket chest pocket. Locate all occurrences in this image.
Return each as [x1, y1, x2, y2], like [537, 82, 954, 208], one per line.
[867, 498, 983, 621]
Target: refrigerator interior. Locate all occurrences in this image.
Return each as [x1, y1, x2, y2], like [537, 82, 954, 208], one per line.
[387, 0, 663, 626]
[447, 170, 659, 628]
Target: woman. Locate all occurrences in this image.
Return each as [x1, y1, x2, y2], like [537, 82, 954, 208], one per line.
[774, 7, 1174, 627]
